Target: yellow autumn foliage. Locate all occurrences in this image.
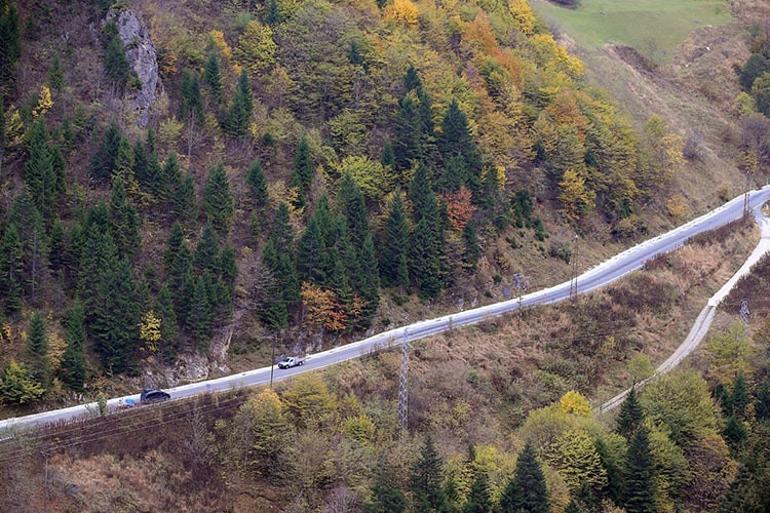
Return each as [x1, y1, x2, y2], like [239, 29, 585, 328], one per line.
[32, 85, 53, 118]
[559, 390, 592, 416]
[209, 29, 232, 60]
[509, 0, 536, 35]
[384, 0, 420, 26]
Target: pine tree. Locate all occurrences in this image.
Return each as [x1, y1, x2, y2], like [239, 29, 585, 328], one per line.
[405, 64, 422, 91]
[565, 499, 582, 513]
[227, 69, 253, 136]
[204, 52, 223, 104]
[217, 244, 238, 302]
[175, 173, 198, 224]
[464, 471, 492, 513]
[113, 135, 134, 181]
[757, 379, 770, 421]
[381, 141, 395, 168]
[90, 122, 124, 182]
[723, 414, 747, 448]
[195, 222, 220, 272]
[103, 22, 130, 89]
[49, 217, 66, 272]
[261, 203, 299, 328]
[155, 284, 179, 360]
[410, 436, 446, 513]
[187, 275, 213, 348]
[109, 174, 141, 260]
[180, 69, 204, 121]
[264, 0, 283, 25]
[0, 1, 21, 90]
[203, 164, 234, 235]
[291, 136, 313, 205]
[366, 463, 406, 513]
[439, 101, 481, 190]
[26, 312, 50, 389]
[380, 195, 409, 288]
[92, 258, 140, 374]
[357, 234, 380, 322]
[462, 222, 480, 271]
[9, 193, 49, 302]
[499, 442, 549, 513]
[297, 207, 329, 284]
[247, 159, 269, 208]
[60, 300, 86, 391]
[616, 386, 644, 439]
[730, 373, 750, 420]
[394, 94, 422, 171]
[165, 224, 193, 320]
[0, 222, 23, 313]
[24, 119, 56, 220]
[48, 55, 64, 93]
[160, 152, 182, 204]
[624, 427, 656, 513]
[408, 168, 443, 297]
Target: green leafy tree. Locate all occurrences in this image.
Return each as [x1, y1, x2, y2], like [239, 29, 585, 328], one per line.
[26, 312, 50, 389]
[203, 164, 234, 235]
[380, 195, 409, 288]
[247, 159, 269, 208]
[410, 436, 447, 513]
[499, 442, 549, 513]
[0, 361, 44, 405]
[740, 53, 770, 91]
[751, 72, 770, 117]
[109, 175, 141, 259]
[60, 300, 86, 391]
[624, 427, 657, 513]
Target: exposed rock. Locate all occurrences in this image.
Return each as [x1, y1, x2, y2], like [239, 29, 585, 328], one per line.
[106, 9, 161, 127]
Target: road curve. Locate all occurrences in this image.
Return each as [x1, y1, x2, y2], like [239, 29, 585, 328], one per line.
[3, 187, 770, 434]
[599, 207, 770, 413]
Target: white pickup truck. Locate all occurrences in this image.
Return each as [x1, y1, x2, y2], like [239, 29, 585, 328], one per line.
[277, 356, 306, 369]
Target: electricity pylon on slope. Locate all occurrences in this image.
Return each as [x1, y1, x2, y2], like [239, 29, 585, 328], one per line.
[740, 298, 750, 326]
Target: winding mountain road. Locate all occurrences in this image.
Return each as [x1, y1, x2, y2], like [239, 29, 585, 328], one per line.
[3, 187, 770, 434]
[599, 206, 770, 412]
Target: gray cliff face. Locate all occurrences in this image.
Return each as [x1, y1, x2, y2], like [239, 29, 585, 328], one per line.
[106, 9, 160, 127]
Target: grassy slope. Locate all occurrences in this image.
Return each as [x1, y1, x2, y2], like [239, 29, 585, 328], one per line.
[531, 0, 731, 64]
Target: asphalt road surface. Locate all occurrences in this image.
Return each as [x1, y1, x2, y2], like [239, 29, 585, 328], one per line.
[3, 186, 770, 434]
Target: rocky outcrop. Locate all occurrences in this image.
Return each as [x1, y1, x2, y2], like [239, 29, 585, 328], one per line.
[106, 9, 160, 127]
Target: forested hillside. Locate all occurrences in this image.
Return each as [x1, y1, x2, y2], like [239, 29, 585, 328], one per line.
[0, 0, 735, 410]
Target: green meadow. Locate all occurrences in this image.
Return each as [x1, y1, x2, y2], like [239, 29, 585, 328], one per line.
[531, 0, 732, 63]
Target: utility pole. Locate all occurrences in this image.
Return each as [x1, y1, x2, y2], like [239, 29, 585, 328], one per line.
[743, 172, 751, 217]
[569, 235, 580, 300]
[398, 328, 410, 434]
[269, 333, 276, 389]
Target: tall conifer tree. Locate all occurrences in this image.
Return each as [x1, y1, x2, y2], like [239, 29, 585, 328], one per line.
[60, 300, 86, 391]
[26, 312, 50, 389]
[203, 164, 234, 235]
[499, 442, 549, 513]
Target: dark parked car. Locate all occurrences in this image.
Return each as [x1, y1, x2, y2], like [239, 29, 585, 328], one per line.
[139, 389, 171, 404]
